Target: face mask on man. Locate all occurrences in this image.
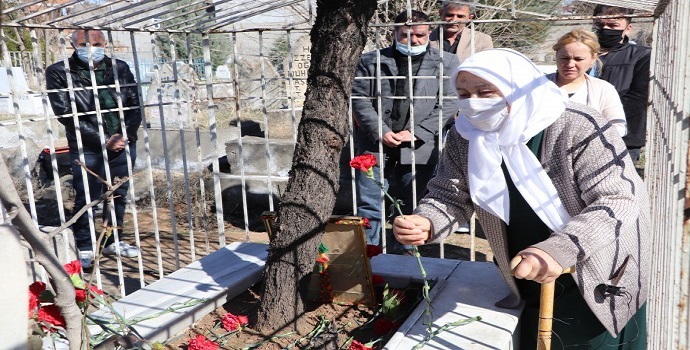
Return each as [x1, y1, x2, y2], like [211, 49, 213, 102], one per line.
[457, 97, 509, 132]
[596, 28, 625, 49]
[395, 40, 428, 56]
[76, 46, 105, 63]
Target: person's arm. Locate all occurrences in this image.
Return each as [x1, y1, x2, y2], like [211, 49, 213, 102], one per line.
[410, 129, 475, 243]
[530, 111, 643, 272]
[619, 50, 650, 119]
[598, 79, 627, 137]
[118, 60, 141, 143]
[46, 63, 103, 150]
[413, 55, 461, 145]
[351, 56, 393, 143]
[46, 64, 73, 125]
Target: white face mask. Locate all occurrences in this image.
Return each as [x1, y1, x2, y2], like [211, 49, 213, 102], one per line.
[457, 97, 509, 132]
[76, 46, 105, 63]
[395, 40, 428, 56]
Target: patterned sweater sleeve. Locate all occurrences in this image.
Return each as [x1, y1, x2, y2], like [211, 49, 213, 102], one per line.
[414, 129, 475, 244]
[531, 106, 645, 270]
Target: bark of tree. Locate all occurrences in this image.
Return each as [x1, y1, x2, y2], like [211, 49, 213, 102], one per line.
[254, 0, 377, 333]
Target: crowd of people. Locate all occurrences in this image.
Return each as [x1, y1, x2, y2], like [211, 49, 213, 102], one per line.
[352, 2, 651, 349]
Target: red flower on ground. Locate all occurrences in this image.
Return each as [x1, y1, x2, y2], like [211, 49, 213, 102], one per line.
[75, 285, 104, 302]
[28, 293, 39, 315]
[349, 154, 377, 172]
[63, 260, 82, 275]
[187, 334, 219, 350]
[29, 281, 46, 297]
[37, 305, 66, 327]
[366, 244, 382, 258]
[373, 318, 400, 335]
[222, 312, 249, 332]
[371, 274, 385, 285]
[28, 281, 47, 315]
[349, 339, 374, 350]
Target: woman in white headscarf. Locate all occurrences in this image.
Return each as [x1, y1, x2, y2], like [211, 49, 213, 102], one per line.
[393, 49, 649, 349]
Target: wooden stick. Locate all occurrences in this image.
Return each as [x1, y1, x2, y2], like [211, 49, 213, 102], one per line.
[510, 256, 574, 350]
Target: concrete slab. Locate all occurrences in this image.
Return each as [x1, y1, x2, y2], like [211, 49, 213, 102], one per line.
[88, 244, 520, 349]
[88, 242, 268, 343]
[385, 260, 521, 350]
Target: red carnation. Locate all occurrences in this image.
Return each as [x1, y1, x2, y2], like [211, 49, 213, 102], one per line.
[29, 281, 53, 304]
[63, 260, 82, 275]
[349, 154, 377, 172]
[29, 293, 39, 315]
[29, 281, 46, 296]
[37, 305, 66, 328]
[366, 244, 382, 258]
[362, 217, 372, 229]
[187, 335, 219, 350]
[373, 318, 399, 335]
[349, 340, 374, 350]
[75, 285, 104, 302]
[222, 312, 249, 332]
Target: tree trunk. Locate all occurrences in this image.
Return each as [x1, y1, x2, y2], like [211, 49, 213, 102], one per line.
[254, 0, 376, 333]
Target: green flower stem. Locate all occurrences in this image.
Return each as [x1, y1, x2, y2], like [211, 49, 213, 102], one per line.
[367, 174, 434, 334]
[412, 316, 482, 350]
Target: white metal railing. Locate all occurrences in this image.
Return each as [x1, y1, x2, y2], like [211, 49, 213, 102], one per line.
[645, 0, 690, 348]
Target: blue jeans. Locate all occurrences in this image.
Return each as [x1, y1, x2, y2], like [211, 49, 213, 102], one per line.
[70, 144, 136, 251]
[355, 151, 435, 249]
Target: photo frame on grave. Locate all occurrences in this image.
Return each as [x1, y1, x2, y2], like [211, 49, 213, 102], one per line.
[261, 212, 377, 306]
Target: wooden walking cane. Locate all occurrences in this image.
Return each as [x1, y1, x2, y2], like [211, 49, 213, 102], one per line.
[511, 256, 575, 350]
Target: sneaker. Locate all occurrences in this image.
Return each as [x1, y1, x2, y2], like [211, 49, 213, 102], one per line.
[455, 223, 470, 233]
[102, 242, 140, 258]
[79, 250, 94, 270]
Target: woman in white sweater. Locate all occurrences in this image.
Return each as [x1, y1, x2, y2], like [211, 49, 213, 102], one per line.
[546, 29, 627, 137]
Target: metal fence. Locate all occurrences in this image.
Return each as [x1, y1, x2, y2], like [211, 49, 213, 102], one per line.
[645, 0, 690, 348]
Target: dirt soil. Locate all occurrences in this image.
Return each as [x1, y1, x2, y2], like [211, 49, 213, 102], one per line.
[163, 281, 426, 350]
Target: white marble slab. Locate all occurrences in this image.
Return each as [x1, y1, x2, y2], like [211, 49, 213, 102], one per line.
[88, 242, 268, 342]
[382, 259, 521, 350]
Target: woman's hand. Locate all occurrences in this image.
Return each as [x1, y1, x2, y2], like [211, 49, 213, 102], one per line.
[393, 215, 431, 246]
[511, 247, 564, 284]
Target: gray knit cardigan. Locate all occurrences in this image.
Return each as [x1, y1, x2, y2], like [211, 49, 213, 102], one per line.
[416, 102, 650, 336]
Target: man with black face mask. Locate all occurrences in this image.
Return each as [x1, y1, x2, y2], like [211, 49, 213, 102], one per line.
[351, 10, 459, 253]
[591, 5, 651, 165]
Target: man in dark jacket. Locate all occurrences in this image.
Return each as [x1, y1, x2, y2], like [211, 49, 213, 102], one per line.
[351, 10, 459, 251]
[592, 5, 651, 164]
[46, 29, 141, 268]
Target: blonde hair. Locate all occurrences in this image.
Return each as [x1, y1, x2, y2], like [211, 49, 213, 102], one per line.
[552, 29, 602, 72]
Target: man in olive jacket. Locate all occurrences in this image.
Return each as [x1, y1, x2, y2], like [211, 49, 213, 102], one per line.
[351, 10, 459, 250]
[46, 29, 141, 268]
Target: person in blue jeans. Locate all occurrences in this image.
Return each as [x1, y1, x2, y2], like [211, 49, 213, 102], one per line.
[351, 10, 459, 252]
[46, 29, 141, 268]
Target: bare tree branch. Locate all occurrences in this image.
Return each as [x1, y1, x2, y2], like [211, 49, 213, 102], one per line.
[0, 156, 84, 350]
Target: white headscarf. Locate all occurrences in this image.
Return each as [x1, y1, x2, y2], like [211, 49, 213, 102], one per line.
[451, 48, 571, 232]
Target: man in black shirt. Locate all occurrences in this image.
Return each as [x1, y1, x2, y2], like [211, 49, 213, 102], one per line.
[592, 5, 651, 164]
